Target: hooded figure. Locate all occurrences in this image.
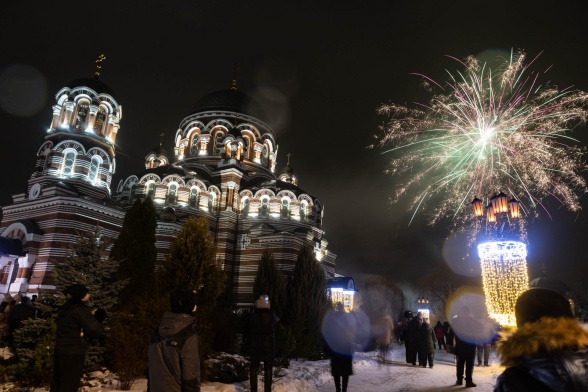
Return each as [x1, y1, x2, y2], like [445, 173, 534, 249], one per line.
[149, 288, 200, 392]
[494, 288, 588, 392]
[51, 284, 106, 392]
[249, 295, 279, 392]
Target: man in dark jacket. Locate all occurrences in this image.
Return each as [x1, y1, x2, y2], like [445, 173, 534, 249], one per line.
[149, 288, 200, 392]
[250, 294, 279, 392]
[418, 318, 435, 368]
[451, 306, 482, 387]
[322, 302, 357, 392]
[407, 311, 423, 365]
[51, 284, 106, 392]
[494, 288, 588, 392]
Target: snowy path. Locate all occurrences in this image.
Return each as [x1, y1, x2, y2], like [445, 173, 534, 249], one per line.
[313, 344, 502, 392]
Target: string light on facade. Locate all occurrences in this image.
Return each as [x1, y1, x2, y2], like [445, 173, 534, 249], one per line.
[473, 193, 529, 326]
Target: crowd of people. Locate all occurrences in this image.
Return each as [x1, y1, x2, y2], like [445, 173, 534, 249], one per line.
[3, 286, 588, 391]
[0, 292, 37, 348]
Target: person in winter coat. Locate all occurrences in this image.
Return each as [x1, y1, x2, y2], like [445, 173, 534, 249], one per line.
[249, 294, 279, 392]
[451, 306, 482, 387]
[418, 319, 435, 368]
[401, 311, 412, 363]
[374, 309, 394, 361]
[443, 321, 455, 354]
[494, 288, 588, 392]
[149, 288, 200, 392]
[434, 321, 446, 351]
[50, 284, 106, 392]
[6, 296, 36, 347]
[407, 311, 423, 365]
[322, 302, 357, 392]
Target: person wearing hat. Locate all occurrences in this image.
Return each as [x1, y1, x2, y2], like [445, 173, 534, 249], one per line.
[149, 288, 200, 392]
[51, 284, 106, 392]
[451, 306, 482, 387]
[249, 294, 279, 392]
[494, 288, 588, 392]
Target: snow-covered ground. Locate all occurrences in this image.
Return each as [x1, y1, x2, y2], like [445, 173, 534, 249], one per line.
[5, 342, 503, 392]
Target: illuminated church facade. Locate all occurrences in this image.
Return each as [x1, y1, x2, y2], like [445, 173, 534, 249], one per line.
[0, 72, 337, 306]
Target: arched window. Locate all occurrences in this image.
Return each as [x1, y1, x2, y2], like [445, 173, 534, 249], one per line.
[281, 198, 290, 218]
[146, 182, 156, 199]
[208, 193, 217, 213]
[88, 155, 101, 183]
[261, 144, 269, 166]
[167, 184, 177, 204]
[213, 131, 224, 155]
[75, 101, 89, 131]
[61, 149, 77, 176]
[95, 107, 107, 135]
[260, 196, 269, 217]
[190, 134, 199, 156]
[189, 187, 199, 207]
[241, 197, 250, 217]
[300, 200, 309, 222]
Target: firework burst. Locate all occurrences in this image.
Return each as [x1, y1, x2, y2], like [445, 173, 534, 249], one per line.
[374, 50, 588, 233]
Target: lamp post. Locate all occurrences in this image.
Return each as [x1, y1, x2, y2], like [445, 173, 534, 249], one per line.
[472, 192, 528, 326]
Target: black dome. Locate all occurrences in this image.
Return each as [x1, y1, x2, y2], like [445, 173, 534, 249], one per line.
[67, 77, 117, 99]
[529, 277, 571, 296]
[191, 89, 267, 122]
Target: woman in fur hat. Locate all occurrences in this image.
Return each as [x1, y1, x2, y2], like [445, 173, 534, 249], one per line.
[494, 288, 588, 392]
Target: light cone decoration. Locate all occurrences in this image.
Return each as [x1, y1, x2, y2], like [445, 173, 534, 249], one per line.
[478, 241, 529, 326]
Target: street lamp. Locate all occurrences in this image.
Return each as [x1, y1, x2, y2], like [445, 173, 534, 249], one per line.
[471, 193, 529, 326]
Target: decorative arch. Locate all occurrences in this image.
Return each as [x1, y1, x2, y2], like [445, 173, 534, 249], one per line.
[161, 175, 186, 187]
[138, 173, 162, 184]
[186, 179, 207, 192]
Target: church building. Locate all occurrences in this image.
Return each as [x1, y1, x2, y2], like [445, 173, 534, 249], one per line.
[0, 69, 337, 306]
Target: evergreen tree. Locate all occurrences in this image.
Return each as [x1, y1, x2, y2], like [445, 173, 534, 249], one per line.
[53, 228, 126, 312]
[107, 197, 161, 388]
[251, 248, 293, 365]
[110, 197, 157, 300]
[9, 228, 126, 387]
[53, 228, 126, 369]
[158, 216, 216, 292]
[157, 216, 226, 379]
[253, 248, 286, 318]
[285, 245, 329, 359]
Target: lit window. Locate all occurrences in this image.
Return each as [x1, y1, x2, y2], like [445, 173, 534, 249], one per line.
[190, 135, 199, 156]
[189, 187, 199, 207]
[167, 184, 177, 204]
[242, 197, 250, 217]
[147, 182, 155, 198]
[260, 197, 269, 217]
[62, 151, 76, 176]
[88, 156, 101, 183]
[281, 198, 290, 218]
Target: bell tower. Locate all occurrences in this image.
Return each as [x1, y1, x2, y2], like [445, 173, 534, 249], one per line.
[29, 54, 122, 201]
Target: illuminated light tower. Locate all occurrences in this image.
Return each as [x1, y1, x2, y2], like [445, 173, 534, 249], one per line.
[417, 297, 430, 322]
[472, 193, 529, 326]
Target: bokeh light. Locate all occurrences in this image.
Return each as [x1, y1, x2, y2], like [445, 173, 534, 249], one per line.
[0, 64, 47, 117]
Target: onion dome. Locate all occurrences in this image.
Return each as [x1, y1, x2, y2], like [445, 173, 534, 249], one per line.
[145, 134, 170, 169]
[278, 153, 298, 185]
[66, 76, 117, 99]
[190, 89, 267, 122]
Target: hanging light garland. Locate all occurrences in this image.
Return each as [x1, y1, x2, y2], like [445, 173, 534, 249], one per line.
[472, 193, 529, 326]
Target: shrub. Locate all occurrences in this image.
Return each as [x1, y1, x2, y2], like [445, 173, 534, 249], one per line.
[205, 353, 249, 383]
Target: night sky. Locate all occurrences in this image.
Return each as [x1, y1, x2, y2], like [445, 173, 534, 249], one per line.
[1, 1, 588, 295]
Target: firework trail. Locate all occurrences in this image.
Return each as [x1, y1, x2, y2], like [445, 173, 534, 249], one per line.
[374, 50, 588, 233]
